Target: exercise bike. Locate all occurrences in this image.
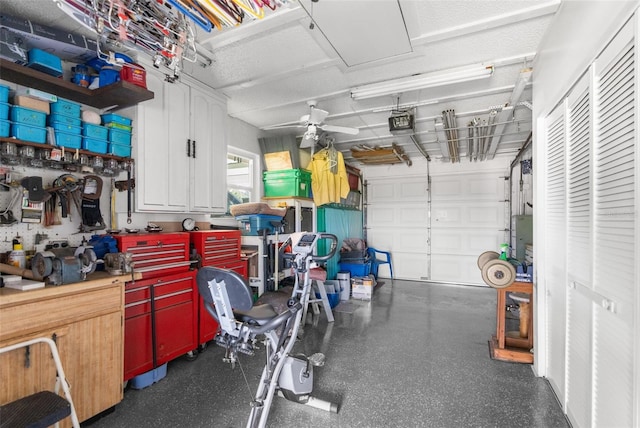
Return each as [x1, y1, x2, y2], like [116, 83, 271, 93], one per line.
[196, 232, 339, 428]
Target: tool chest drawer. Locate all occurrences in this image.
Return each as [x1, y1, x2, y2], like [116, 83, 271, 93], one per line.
[190, 230, 241, 266]
[115, 233, 190, 278]
[123, 270, 197, 381]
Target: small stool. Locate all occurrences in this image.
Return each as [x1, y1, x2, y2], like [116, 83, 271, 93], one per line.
[509, 292, 530, 338]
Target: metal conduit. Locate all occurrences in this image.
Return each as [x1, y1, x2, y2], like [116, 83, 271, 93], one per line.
[442, 109, 459, 163]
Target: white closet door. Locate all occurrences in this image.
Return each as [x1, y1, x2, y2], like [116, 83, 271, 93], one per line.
[565, 74, 593, 428]
[591, 21, 636, 427]
[543, 104, 567, 405]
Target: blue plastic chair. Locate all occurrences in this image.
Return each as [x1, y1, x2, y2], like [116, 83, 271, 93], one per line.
[367, 247, 393, 279]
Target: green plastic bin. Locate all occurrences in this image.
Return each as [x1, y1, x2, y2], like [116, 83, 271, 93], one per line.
[263, 169, 311, 198]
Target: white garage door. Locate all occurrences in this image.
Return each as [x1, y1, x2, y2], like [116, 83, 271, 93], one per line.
[430, 169, 509, 284]
[366, 174, 429, 280]
[365, 159, 509, 283]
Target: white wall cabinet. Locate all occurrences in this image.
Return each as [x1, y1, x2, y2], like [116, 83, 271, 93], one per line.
[136, 68, 227, 213]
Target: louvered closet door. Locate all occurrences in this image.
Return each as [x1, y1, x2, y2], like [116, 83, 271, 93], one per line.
[543, 104, 567, 405]
[565, 74, 593, 428]
[591, 21, 636, 427]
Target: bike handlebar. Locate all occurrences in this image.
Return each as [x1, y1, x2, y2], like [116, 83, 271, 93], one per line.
[311, 233, 338, 262]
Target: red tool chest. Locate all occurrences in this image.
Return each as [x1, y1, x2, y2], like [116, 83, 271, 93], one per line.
[190, 230, 246, 346]
[115, 233, 191, 279]
[115, 233, 198, 381]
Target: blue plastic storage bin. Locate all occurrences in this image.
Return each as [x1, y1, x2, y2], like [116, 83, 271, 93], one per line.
[130, 363, 168, 390]
[338, 261, 371, 277]
[82, 137, 108, 154]
[48, 113, 81, 127]
[236, 214, 284, 236]
[108, 128, 132, 145]
[10, 106, 47, 127]
[101, 113, 132, 126]
[107, 142, 131, 157]
[83, 123, 108, 140]
[27, 48, 63, 77]
[51, 99, 81, 118]
[55, 131, 82, 149]
[11, 123, 47, 143]
[0, 119, 10, 137]
[0, 84, 9, 104]
[0, 102, 9, 120]
[50, 121, 81, 135]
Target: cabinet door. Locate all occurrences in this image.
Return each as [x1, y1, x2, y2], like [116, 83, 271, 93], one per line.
[189, 84, 227, 213]
[136, 69, 190, 211]
[0, 312, 123, 427]
[60, 312, 123, 423]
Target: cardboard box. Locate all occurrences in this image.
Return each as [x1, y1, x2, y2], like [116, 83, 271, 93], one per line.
[351, 275, 375, 300]
[14, 95, 50, 115]
[0, 13, 96, 62]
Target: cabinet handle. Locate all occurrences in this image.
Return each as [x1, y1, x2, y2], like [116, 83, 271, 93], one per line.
[192, 140, 196, 158]
[186, 139, 191, 157]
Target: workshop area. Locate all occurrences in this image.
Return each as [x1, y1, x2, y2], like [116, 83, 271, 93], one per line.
[0, 2, 639, 428]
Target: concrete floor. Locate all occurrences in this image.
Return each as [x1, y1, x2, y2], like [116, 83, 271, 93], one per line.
[89, 280, 569, 428]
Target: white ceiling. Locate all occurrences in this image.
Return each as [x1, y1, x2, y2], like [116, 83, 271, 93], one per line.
[2, 0, 560, 166]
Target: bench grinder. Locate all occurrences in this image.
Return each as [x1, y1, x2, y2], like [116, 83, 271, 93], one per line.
[31, 246, 98, 285]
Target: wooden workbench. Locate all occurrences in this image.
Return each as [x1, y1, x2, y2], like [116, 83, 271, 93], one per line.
[0, 271, 140, 427]
[489, 281, 534, 364]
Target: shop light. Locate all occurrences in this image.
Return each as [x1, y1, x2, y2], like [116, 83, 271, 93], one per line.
[351, 64, 494, 100]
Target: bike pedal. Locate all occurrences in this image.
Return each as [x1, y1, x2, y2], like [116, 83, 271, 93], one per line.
[308, 352, 325, 367]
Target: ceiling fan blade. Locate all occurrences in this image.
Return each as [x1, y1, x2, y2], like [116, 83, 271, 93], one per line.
[321, 124, 360, 135]
[309, 107, 329, 124]
[265, 124, 305, 130]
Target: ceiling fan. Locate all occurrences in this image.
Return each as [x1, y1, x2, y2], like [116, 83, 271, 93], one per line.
[279, 101, 359, 148]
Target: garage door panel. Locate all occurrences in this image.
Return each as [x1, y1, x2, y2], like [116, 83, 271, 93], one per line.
[393, 252, 429, 280]
[368, 178, 428, 203]
[433, 206, 462, 223]
[368, 227, 427, 253]
[370, 183, 395, 201]
[369, 206, 395, 224]
[468, 206, 503, 226]
[431, 229, 502, 255]
[431, 178, 462, 197]
[369, 205, 428, 226]
[431, 254, 486, 284]
[431, 174, 504, 201]
[432, 203, 503, 227]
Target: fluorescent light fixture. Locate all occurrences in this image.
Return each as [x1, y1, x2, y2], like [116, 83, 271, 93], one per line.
[351, 64, 494, 100]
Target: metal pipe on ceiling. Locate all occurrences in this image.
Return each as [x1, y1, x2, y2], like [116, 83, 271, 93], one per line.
[442, 109, 459, 163]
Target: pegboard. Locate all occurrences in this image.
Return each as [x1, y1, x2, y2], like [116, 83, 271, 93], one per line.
[0, 162, 123, 254]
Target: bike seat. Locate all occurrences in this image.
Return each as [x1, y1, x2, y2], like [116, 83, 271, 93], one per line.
[234, 303, 279, 325]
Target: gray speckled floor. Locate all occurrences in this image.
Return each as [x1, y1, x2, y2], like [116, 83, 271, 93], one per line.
[88, 280, 569, 428]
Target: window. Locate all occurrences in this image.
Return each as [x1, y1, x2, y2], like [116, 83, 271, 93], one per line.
[227, 151, 254, 214]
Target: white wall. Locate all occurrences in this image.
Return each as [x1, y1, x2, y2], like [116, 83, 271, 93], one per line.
[533, 1, 638, 118]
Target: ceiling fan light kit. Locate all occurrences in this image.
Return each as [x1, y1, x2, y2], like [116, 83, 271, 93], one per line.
[350, 64, 495, 100]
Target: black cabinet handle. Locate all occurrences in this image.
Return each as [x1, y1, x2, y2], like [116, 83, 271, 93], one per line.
[186, 139, 191, 157]
[192, 140, 196, 158]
